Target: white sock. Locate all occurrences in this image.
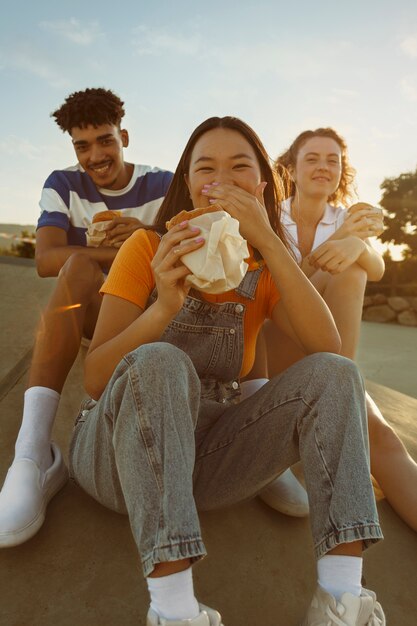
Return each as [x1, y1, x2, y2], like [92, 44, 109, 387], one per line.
[14, 386, 60, 474]
[147, 567, 200, 621]
[317, 555, 363, 601]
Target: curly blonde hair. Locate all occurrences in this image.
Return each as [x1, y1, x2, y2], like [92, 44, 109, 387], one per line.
[275, 127, 357, 207]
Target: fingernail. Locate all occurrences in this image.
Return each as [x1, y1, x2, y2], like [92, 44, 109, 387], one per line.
[212, 182, 220, 186]
[194, 237, 204, 243]
[209, 199, 217, 204]
[201, 189, 208, 194]
[190, 226, 200, 232]
[180, 220, 188, 227]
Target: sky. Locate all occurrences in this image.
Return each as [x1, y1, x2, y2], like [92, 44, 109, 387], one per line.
[1, 0, 416, 249]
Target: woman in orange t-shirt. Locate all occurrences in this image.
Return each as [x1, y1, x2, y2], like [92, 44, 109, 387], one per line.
[69, 117, 385, 625]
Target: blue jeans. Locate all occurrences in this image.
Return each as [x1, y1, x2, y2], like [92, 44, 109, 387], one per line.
[69, 343, 382, 577]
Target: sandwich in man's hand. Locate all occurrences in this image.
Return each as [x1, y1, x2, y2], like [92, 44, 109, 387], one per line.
[86, 210, 121, 247]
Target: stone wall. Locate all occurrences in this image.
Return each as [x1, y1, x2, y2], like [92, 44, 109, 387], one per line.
[362, 294, 417, 326]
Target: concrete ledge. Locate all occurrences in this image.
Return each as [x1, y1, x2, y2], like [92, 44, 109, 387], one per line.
[0, 260, 416, 625]
[1, 357, 416, 625]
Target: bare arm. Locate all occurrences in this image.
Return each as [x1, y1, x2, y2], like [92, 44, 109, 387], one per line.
[305, 204, 385, 281]
[203, 183, 341, 355]
[354, 238, 385, 281]
[84, 295, 174, 399]
[36, 227, 119, 277]
[84, 222, 205, 399]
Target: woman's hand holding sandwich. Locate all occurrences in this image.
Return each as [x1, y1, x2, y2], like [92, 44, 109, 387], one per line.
[201, 181, 272, 251]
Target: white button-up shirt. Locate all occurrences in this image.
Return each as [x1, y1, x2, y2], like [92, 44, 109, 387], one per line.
[281, 197, 347, 264]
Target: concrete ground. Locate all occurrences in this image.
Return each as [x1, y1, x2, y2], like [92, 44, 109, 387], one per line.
[0, 257, 416, 626]
[357, 321, 417, 400]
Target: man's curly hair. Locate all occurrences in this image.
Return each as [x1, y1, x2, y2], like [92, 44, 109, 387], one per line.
[51, 87, 125, 133]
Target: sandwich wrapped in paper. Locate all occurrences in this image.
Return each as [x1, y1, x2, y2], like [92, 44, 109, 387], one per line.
[86, 210, 121, 247]
[167, 205, 249, 294]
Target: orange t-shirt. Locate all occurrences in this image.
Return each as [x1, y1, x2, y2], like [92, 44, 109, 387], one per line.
[101, 229, 280, 378]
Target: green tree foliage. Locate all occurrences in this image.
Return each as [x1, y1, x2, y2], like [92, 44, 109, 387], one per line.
[379, 168, 417, 258]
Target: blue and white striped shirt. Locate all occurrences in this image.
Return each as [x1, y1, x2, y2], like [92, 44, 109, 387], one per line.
[37, 163, 173, 245]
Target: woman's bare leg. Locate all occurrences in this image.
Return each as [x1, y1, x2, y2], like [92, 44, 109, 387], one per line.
[310, 264, 367, 361]
[252, 263, 417, 531]
[367, 393, 417, 531]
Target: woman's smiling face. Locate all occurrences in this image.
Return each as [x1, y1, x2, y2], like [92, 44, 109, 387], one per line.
[185, 128, 262, 208]
[291, 136, 342, 200]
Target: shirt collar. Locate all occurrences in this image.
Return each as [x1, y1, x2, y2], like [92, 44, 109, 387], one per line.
[281, 197, 339, 226]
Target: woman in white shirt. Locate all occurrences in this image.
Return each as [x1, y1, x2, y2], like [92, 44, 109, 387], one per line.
[251, 127, 417, 532]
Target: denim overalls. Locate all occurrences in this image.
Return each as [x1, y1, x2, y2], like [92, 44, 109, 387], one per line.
[70, 268, 382, 577]
[146, 266, 263, 403]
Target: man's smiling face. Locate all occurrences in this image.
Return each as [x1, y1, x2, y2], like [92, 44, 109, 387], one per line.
[71, 123, 131, 190]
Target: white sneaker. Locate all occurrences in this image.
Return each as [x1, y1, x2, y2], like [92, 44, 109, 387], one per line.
[259, 468, 309, 517]
[301, 585, 386, 625]
[147, 604, 224, 625]
[0, 442, 68, 547]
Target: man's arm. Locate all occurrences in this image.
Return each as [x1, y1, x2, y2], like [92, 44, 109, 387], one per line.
[35, 227, 119, 277]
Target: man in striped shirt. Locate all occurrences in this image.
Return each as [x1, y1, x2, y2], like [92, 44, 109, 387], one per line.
[0, 88, 172, 547]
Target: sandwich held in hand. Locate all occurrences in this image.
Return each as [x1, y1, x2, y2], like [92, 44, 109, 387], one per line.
[167, 205, 249, 294]
[86, 210, 121, 247]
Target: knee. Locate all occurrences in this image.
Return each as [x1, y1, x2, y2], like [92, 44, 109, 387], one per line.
[306, 352, 361, 381]
[112, 343, 200, 430]
[334, 263, 367, 294]
[127, 342, 199, 387]
[301, 353, 364, 408]
[58, 253, 103, 296]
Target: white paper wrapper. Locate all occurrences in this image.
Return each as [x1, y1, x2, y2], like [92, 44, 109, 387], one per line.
[86, 220, 112, 247]
[180, 210, 249, 294]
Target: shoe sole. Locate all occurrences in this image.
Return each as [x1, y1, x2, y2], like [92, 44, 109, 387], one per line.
[0, 465, 69, 548]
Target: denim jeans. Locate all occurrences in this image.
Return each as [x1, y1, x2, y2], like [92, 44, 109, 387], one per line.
[70, 269, 382, 577]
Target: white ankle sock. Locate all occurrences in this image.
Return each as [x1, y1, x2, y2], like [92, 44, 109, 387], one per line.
[147, 567, 200, 621]
[317, 555, 363, 601]
[14, 386, 60, 474]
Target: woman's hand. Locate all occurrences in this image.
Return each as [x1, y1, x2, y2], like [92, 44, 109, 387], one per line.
[308, 236, 366, 274]
[334, 203, 384, 240]
[151, 221, 205, 317]
[201, 182, 273, 249]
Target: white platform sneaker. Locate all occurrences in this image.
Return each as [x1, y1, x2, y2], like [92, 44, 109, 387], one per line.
[301, 585, 386, 625]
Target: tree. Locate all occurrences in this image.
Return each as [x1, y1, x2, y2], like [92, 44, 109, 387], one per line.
[379, 167, 417, 258]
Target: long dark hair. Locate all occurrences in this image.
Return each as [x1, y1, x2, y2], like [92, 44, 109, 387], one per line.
[153, 116, 291, 254]
[275, 127, 357, 206]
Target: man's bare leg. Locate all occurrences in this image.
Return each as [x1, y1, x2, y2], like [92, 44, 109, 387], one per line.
[28, 253, 104, 392]
[15, 253, 104, 468]
[0, 253, 104, 547]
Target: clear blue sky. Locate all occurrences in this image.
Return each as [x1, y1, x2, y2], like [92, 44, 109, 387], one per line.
[1, 0, 416, 232]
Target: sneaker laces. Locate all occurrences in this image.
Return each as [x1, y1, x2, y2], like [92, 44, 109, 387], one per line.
[325, 600, 385, 626]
